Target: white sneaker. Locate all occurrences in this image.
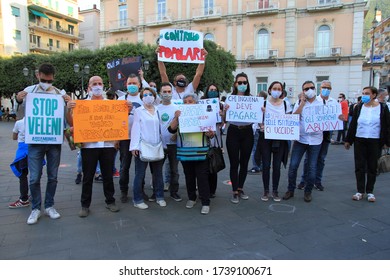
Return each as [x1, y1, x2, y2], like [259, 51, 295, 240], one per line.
[134, 202, 149, 210]
[45, 207, 61, 219]
[156, 200, 167, 207]
[201, 206, 210, 215]
[186, 200, 196, 209]
[27, 209, 41, 225]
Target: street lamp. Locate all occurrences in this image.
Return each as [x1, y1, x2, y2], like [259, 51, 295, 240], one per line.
[22, 67, 38, 85]
[73, 64, 90, 98]
[369, 6, 378, 87]
[143, 60, 150, 71]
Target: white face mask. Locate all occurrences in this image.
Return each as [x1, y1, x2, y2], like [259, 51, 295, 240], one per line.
[143, 95, 155, 105]
[91, 85, 103, 96]
[305, 89, 316, 99]
[39, 82, 52, 91]
[271, 90, 282, 99]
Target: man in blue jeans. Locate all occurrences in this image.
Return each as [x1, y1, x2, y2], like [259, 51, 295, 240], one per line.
[15, 63, 71, 224]
[283, 81, 323, 202]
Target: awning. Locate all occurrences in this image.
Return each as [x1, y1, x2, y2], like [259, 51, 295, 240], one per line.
[29, 9, 49, 19]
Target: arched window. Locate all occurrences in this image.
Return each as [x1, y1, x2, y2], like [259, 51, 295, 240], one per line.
[317, 25, 330, 56]
[256, 29, 269, 58]
[204, 33, 215, 42]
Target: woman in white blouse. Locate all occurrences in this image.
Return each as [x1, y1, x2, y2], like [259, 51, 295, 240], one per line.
[345, 86, 390, 202]
[130, 88, 165, 209]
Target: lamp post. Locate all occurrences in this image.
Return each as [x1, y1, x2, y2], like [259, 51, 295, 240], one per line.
[369, 7, 378, 87]
[73, 64, 90, 98]
[143, 60, 150, 72]
[22, 67, 38, 85]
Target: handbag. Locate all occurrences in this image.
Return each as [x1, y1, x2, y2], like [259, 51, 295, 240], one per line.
[207, 135, 225, 173]
[139, 140, 164, 162]
[377, 148, 390, 174]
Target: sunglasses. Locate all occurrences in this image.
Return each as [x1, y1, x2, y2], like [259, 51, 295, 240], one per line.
[237, 81, 248, 85]
[143, 93, 153, 97]
[40, 79, 53, 83]
[303, 86, 315, 91]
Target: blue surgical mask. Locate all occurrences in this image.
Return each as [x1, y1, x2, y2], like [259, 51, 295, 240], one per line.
[208, 90, 218, 98]
[150, 87, 157, 93]
[271, 90, 282, 99]
[237, 85, 247, 93]
[127, 85, 139, 95]
[361, 95, 371, 104]
[321, 89, 331, 97]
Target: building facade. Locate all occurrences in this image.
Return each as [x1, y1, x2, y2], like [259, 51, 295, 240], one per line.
[79, 4, 100, 51]
[0, 0, 82, 56]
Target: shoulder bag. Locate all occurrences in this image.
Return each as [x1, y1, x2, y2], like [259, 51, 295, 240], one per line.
[208, 135, 225, 174]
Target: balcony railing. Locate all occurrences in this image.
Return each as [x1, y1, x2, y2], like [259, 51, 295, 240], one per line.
[108, 18, 134, 31]
[192, 6, 222, 19]
[145, 12, 174, 26]
[307, 0, 343, 10]
[246, 1, 280, 13]
[245, 48, 279, 59]
[28, 21, 81, 38]
[304, 46, 342, 58]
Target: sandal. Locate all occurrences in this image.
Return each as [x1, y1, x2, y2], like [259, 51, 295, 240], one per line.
[367, 193, 376, 202]
[352, 192, 363, 201]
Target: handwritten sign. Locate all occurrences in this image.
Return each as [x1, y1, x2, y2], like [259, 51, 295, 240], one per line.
[73, 100, 129, 143]
[177, 104, 217, 133]
[25, 93, 64, 144]
[225, 95, 264, 123]
[107, 56, 142, 91]
[303, 104, 343, 133]
[198, 98, 221, 123]
[158, 29, 204, 64]
[264, 113, 300, 140]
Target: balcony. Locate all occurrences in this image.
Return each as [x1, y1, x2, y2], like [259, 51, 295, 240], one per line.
[304, 46, 342, 58]
[307, 0, 343, 12]
[145, 12, 174, 26]
[108, 18, 134, 33]
[246, 1, 280, 16]
[29, 44, 56, 54]
[192, 6, 222, 21]
[28, 21, 82, 40]
[245, 48, 279, 60]
[28, 0, 80, 23]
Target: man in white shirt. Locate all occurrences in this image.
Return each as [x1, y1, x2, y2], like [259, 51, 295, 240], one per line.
[157, 48, 208, 99]
[283, 81, 323, 203]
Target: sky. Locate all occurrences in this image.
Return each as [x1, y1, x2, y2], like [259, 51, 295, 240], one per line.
[78, 0, 100, 11]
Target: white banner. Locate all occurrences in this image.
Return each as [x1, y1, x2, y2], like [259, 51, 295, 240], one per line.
[197, 98, 221, 123]
[25, 93, 64, 144]
[158, 29, 204, 64]
[225, 95, 264, 123]
[178, 104, 217, 133]
[302, 104, 343, 133]
[264, 113, 300, 140]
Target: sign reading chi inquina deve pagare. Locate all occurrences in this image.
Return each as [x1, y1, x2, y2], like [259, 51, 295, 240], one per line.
[158, 29, 204, 64]
[25, 93, 64, 144]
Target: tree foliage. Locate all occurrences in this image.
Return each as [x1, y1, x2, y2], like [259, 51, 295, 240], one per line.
[0, 41, 236, 99]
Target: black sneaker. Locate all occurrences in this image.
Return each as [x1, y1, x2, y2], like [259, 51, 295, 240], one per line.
[297, 183, 305, 190]
[75, 173, 82, 184]
[170, 193, 182, 202]
[94, 174, 103, 182]
[148, 193, 156, 202]
[315, 183, 324, 191]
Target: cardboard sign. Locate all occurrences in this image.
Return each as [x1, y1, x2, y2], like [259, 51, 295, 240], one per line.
[73, 100, 129, 143]
[177, 104, 217, 133]
[25, 93, 64, 144]
[198, 98, 221, 122]
[158, 29, 204, 64]
[225, 95, 264, 123]
[107, 56, 142, 91]
[303, 104, 343, 133]
[264, 113, 300, 140]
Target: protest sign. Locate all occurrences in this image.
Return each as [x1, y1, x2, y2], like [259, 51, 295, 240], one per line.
[158, 29, 204, 64]
[264, 113, 300, 140]
[225, 95, 264, 123]
[25, 93, 64, 144]
[73, 100, 129, 143]
[303, 103, 343, 133]
[177, 104, 217, 133]
[107, 56, 142, 91]
[198, 98, 221, 123]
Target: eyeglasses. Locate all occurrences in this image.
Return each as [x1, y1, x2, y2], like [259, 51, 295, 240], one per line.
[40, 79, 53, 84]
[143, 93, 153, 97]
[322, 87, 331, 90]
[237, 81, 248, 85]
[303, 86, 315, 91]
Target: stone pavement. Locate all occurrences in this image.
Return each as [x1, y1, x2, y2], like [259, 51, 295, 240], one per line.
[0, 120, 390, 260]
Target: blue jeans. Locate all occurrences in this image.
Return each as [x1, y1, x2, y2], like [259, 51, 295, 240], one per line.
[133, 157, 164, 204]
[28, 144, 62, 210]
[287, 141, 321, 193]
[300, 140, 330, 185]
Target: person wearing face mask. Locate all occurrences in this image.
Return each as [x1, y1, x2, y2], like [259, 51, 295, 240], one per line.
[139, 68, 161, 106]
[130, 88, 166, 209]
[258, 81, 290, 202]
[157, 47, 208, 100]
[345, 86, 390, 203]
[66, 76, 125, 218]
[283, 81, 323, 203]
[333, 93, 349, 145]
[14, 63, 71, 225]
[297, 80, 337, 192]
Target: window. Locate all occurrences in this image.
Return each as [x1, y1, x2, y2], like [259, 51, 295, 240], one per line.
[316, 76, 329, 95]
[68, 6, 74, 16]
[56, 21, 61, 30]
[256, 29, 269, 59]
[157, 0, 166, 21]
[68, 25, 74, 35]
[48, 0, 53, 8]
[119, 4, 127, 27]
[49, 38, 53, 47]
[56, 40, 60, 48]
[204, 33, 215, 42]
[13, 30, 21, 40]
[318, 0, 332, 4]
[204, 0, 214, 15]
[11, 6, 20, 17]
[69, 43, 74, 51]
[119, 0, 127, 2]
[258, 0, 270, 9]
[317, 25, 330, 56]
[256, 77, 268, 93]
